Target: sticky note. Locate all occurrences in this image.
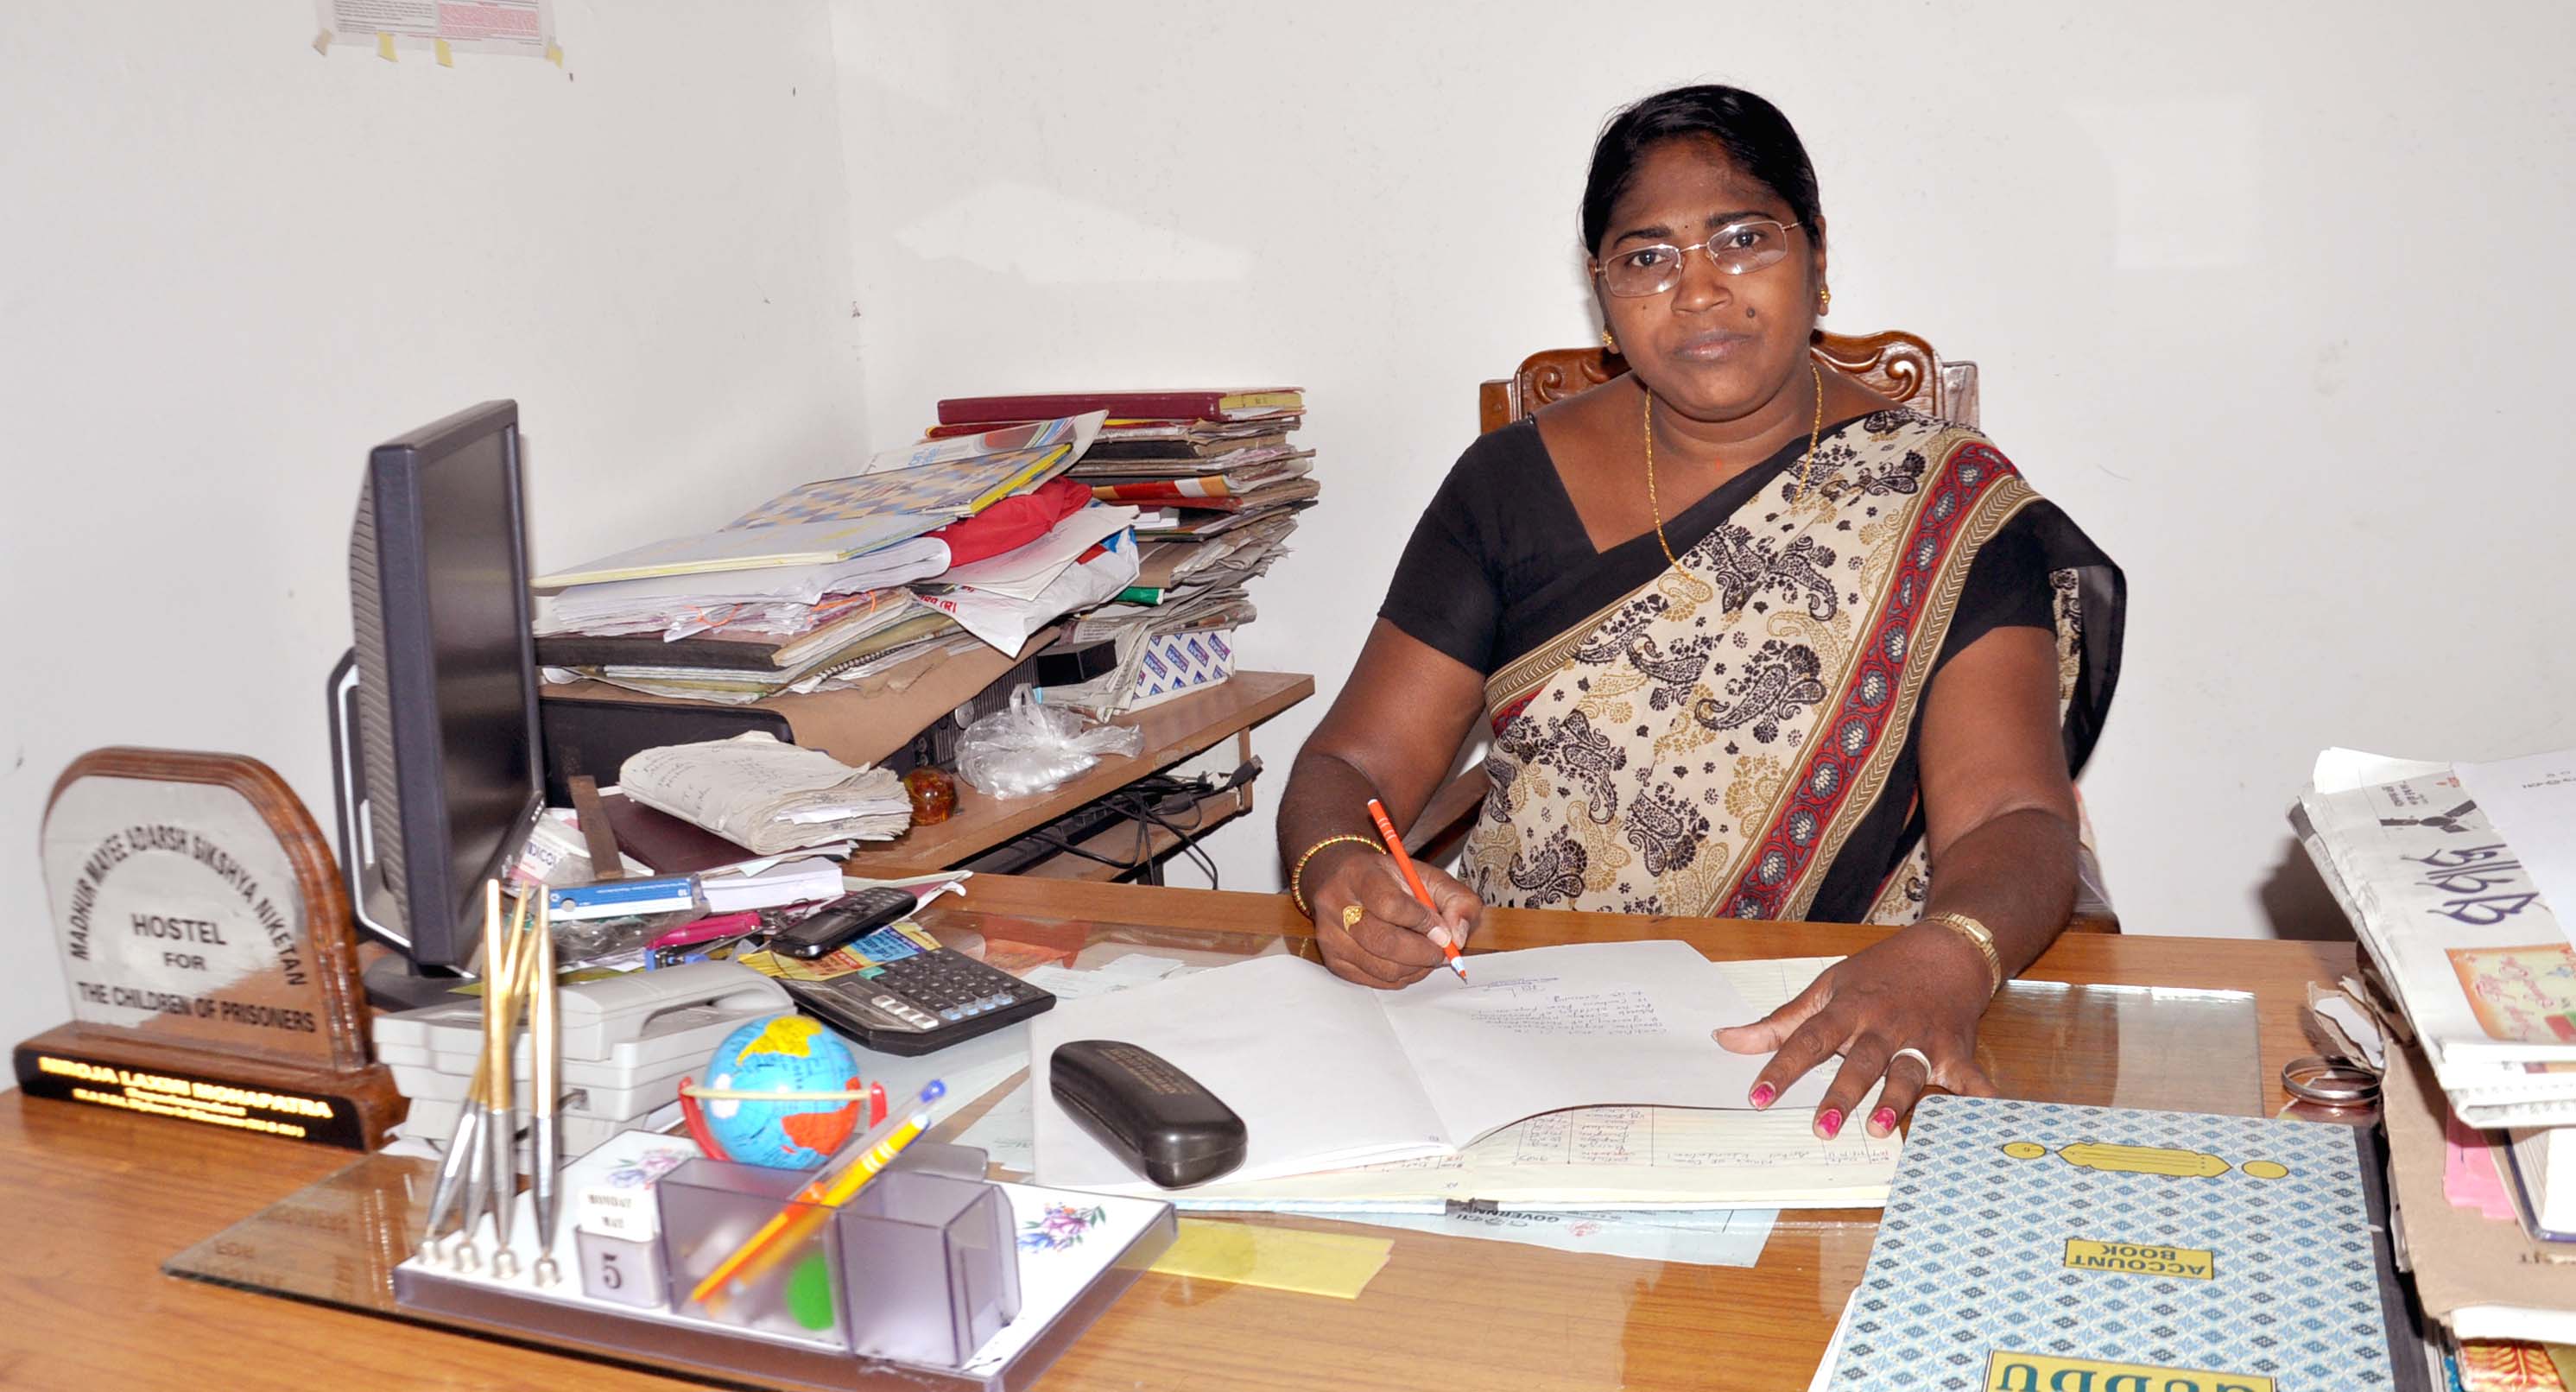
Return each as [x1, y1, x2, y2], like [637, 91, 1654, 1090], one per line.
[312, 30, 332, 55]
[376, 31, 396, 60]
[1149, 1220, 1390, 1299]
[434, 37, 453, 66]
[545, 40, 564, 67]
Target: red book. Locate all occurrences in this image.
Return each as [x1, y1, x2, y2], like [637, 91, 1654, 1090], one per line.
[936, 388, 1302, 427]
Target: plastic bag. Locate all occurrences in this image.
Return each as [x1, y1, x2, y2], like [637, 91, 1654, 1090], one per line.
[954, 689, 1143, 798]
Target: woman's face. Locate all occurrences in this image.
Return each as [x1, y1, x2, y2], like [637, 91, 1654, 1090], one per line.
[1594, 137, 1822, 423]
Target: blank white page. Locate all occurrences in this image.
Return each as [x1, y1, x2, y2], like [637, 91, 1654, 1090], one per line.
[1027, 954, 1447, 1191]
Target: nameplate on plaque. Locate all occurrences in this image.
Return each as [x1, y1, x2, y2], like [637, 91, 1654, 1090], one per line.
[13, 747, 402, 1148]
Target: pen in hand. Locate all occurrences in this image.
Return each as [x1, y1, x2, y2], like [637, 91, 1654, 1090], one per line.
[1365, 797, 1468, 982]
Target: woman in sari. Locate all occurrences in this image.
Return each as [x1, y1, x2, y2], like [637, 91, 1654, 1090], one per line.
[1275, 84, 2123, 1140]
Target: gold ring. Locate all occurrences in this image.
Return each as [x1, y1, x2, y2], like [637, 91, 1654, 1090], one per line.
[1341, 903, 1364, 929]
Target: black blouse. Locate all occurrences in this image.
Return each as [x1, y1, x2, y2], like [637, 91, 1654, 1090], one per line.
[1380, 416, 2055, 681]
[1374, 415, 2085, 922]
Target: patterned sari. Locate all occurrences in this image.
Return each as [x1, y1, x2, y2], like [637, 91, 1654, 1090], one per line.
[1459, 408, 2123, 924]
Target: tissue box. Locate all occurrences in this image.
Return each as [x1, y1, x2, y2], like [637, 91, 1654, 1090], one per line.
[1126, 630, 1236, 710]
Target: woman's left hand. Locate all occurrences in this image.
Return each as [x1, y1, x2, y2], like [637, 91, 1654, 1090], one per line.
[1713, 924, 2000, 1139]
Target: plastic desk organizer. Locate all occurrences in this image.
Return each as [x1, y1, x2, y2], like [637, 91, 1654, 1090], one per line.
[394, 1142, 1176, 1391]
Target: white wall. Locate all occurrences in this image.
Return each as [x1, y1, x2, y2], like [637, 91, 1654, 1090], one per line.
[9, 3, 2573, 1054]
[0, 2, 867, 1047]
[832, 0, 2576, 933]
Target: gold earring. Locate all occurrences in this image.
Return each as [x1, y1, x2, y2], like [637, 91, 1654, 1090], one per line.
[1819, 285, 1832, 314]
[1601, 327, 1617, 352]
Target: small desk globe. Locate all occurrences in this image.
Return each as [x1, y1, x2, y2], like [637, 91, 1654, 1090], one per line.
[695, 1014, 865, 1169]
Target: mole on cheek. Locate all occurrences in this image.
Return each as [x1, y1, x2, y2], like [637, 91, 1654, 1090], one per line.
[1745, 307, 1757, 319]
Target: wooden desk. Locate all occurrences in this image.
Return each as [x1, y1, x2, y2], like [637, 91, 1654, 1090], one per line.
[0, 880, 2349, 1392]
[840, 670, 1311, 881]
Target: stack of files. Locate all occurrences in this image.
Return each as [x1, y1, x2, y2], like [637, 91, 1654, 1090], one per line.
[533, 415, 1111, 705]
[539, 592, 949, 705]
[536, 415, 1099, 590]
[1115, 510, 1294, 608]
[934, 389, 1315, 547]
[2292, 747, 2576, 1127]
[374, 962, 792, 1160]
[1023, 941, 1899, 1212]
[927, 389, 1310, 714]
[1082, 449, 1316, 512]
[912, 500, 1142, 655]
[2385, 1035, 2576, 1351]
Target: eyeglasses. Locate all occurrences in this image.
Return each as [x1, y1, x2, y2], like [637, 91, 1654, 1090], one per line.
[1593, 219, 1802, 297]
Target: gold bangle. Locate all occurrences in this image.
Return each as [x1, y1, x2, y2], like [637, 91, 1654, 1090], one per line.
[1921, 910, 2004, 996]
[1290, 834, 1384, 917]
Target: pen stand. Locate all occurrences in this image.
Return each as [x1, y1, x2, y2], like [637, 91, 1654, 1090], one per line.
[836, 1165, 1022, 1365]
[658, 1144, 1022, 1366]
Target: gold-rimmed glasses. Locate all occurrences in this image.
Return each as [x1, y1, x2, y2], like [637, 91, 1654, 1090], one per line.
[1594, 218, 1802, 297]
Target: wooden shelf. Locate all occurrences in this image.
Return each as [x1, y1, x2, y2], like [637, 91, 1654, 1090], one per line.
[1013, 783, 1254, 883]
[839, 669, 1311, 878]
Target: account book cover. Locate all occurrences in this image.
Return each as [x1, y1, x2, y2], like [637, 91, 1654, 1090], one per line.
[1828, 1095, 2414, 1392]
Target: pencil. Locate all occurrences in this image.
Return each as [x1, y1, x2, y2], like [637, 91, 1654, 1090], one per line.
[1364, 797, 1467, 981]
[688, 1081, 946, 1308]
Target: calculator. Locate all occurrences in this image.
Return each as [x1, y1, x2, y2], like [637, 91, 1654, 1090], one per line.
[781, 923, 1055, 1056]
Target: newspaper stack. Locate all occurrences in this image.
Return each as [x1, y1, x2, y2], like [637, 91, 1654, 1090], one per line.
[2292, 748, 2576, 1127]
[620, 732, 910, 855]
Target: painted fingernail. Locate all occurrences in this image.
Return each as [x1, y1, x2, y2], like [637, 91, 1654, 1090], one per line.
[1819, 1109, 1844, 1139]
[1749, 1082, 1777, 1109]
[1871, 1106, 1898, 1135]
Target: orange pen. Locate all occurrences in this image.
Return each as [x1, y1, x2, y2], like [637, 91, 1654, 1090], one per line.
[1364, 797, 1467, 981]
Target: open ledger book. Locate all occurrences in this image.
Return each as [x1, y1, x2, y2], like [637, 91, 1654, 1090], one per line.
[1028, 940, 1835, 1198]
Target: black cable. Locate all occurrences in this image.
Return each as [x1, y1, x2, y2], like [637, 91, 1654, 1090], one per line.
[1010, 788, 1220, 889]
[1123, 788, 1221, 890]
[1021, 826, 1149, 871]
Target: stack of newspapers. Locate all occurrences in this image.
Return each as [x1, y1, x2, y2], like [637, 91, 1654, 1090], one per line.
[2293, 748, 2576, 1127]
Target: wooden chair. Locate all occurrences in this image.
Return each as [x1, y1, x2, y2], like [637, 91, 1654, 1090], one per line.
[1413, 329, 2120, 933]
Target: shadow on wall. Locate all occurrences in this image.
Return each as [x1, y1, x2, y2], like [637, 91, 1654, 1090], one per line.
[2256, 836, 2357, 942]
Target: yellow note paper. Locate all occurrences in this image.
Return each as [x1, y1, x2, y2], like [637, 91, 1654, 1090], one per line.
[545, 40, 564, 67]
[1149, 1220, 1390, 1300]
[376, 31, 396, 60]
[2548, 1344, 2576, 1389]
[434, 37, 453, 66]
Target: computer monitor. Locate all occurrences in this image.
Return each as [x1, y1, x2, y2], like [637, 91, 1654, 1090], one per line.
[326, 401, 544, 992]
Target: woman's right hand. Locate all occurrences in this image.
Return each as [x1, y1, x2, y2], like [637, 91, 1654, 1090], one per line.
[1308, 846, 1484, 989]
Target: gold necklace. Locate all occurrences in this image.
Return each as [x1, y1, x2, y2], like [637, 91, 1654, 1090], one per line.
[1643, 357, 1826, 570]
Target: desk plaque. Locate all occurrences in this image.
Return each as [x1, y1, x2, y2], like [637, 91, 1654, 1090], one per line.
[13, 747, 402, 1148]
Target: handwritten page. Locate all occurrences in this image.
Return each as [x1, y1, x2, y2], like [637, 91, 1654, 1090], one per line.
[1028, 943, 1885, 1204]
[1378, 940, 1826, 1145]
